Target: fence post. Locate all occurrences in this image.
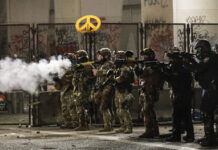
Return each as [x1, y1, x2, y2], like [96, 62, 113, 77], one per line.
[30, 24, 37, 61]
[144, 24, 147, 49]
[88, 33, 92, 60]
[187, 24, 190, 53]
[85, 33, 88, 54]
[139, 23, 143, 57]
[93, 32, 96, 61]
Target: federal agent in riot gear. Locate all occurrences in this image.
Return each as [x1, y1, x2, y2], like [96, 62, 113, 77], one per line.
[194, 40, 218, 146]
[165, 51, 195, 142]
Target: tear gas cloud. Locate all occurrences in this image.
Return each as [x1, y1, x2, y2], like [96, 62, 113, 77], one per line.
[0, 56, 71, 94]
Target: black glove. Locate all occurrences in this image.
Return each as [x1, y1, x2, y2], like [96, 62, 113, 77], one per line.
[106, 69, 113, 77]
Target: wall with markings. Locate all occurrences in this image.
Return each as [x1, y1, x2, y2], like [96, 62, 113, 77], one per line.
[173, 0, 218, 49]
[141, 0, 175, 60]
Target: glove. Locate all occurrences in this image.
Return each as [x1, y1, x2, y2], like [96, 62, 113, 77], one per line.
[106, 69, 113, 77]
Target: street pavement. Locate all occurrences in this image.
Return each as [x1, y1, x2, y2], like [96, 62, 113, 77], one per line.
[0, 124, 217, 150]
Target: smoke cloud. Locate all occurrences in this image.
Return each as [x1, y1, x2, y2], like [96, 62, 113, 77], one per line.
[0, 56, 71, 94]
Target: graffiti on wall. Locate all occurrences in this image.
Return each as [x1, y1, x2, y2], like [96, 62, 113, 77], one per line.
[55, 26, 79, 55]
[144, 0, 169, 8]
[95, 24, 121, 50]
[37, 27, 47, 58]
[144, 17, 166, 24]
[177, 28, 185, 50]
[186, 16, 208, 24]
[145, 24, 185, 61]
[37, 25, 82, 57]
[8, 27, 31, 58]
[186, 16, 218, 47]
[146, 25, 174, 60]
[192, 25, 218, 47]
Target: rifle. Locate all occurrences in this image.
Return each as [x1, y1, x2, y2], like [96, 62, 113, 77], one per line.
[72, 60, 102, 72]
[79, 61, 102, 66]
[95, 78, 115, 92]
[95, 69, 115, 92]
[114, 59, 160, 66]
[166, 51, 196, 60]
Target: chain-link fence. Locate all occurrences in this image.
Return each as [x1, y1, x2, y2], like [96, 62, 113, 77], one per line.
[144, 23, 186, 61]
[0, 24, 31, 124]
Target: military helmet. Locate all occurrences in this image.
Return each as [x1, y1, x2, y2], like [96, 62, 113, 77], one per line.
[64, 52, 74, 57]
[125, 50, 134, 58]
[195, 40, 212, 59]
[167, 51, 180, 59]
[195, 40, 211, 51]
[76, 50, 88, 57]
[141, 48, 155, 60]
[76, 50, 89, 62]
[116, 50, 126, 59]
[98, 48, 111, 57]
[64, 53, 77, 64]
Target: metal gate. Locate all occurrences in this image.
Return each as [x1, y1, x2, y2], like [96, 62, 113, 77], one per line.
[36, 23, 140, 60]
[2, 22, 214, 124]
[0, 24, 31, 124]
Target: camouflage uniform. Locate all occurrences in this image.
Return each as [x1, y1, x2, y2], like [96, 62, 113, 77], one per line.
[114, 52, 135, 134]
[136, 48, 164, 138]
[214, 45, 218, 137]
[55, 66, 78, 128]
[95, 48, 115, 132]
[72, 50, 95, 131]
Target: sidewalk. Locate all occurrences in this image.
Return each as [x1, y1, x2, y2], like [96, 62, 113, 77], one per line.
[0, 124, 217, 150]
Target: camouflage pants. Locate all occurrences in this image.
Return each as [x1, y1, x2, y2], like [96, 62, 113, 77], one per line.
[61, 91, 78, 128]
[69, 99, 79, 128]
[102, 109, 113, 128]
[115, 90, 132, 129]
[74, 92, 89, 127]
[95, 86, 114, 128]
[140, 92, 159, 135]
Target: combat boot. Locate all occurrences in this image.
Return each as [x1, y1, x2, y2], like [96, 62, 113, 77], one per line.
[115, 124, 126, 133]
[183, 136, 194, 143]
[115, 127, 125, 133]
[165, 129, 181, 142]
[74, 125, 88, 131]
[165, 136, 181, 142]
[124, 126, 132, 134]
[99, 127, 113, 132]
[183, 133, 194, 143]
[60, 125, 72, 129]
[60, 122, 73, 129]
[139, 131, 154, 138]
[74, 116, 88, 131]
[152, 125, 160, 137]
[199, 137, 217, 147]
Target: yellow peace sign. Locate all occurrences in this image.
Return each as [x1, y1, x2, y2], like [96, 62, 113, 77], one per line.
[75, 15, 101, 33]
